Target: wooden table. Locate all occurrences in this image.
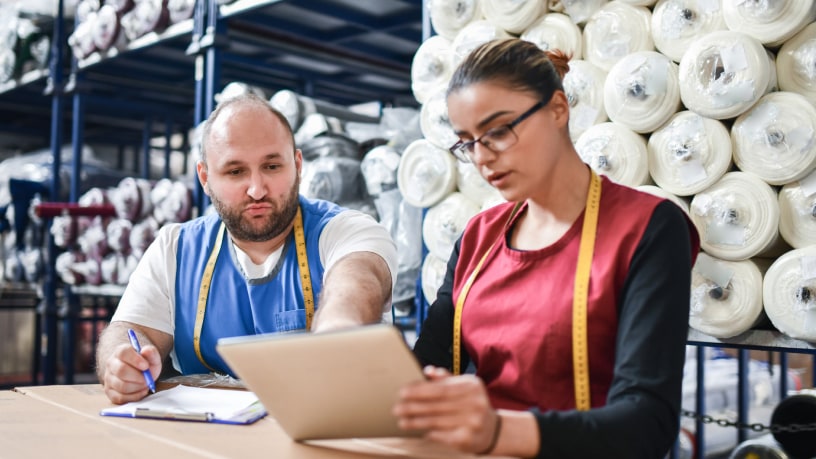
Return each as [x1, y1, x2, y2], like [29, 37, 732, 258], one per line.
[0, 385, 483, 459]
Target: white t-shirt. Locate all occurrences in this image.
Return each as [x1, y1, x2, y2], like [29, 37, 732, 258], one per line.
[111, 210, 398, 336]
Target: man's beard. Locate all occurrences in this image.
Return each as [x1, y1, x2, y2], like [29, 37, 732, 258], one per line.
[208, 178, 300, 243]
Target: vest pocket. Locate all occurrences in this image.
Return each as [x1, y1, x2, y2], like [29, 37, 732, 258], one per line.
[274, 309, 307, 332]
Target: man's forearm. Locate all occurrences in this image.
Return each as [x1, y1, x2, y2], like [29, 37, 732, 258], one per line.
[312, 251, 392, 331]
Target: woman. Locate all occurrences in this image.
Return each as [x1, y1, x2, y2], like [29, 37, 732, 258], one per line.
[394, 38, 699, 458]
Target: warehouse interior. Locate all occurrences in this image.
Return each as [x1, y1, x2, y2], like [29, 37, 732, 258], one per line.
[1, 1, 815, 458]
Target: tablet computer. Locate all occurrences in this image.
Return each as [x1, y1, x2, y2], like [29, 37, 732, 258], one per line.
[216, 324, 425, 440]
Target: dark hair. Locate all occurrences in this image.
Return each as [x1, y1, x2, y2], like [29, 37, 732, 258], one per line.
[200, 92, 295, 164]
[447, 38, 571, 105]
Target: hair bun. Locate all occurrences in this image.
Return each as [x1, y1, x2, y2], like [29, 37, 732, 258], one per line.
[545, 49, 571, 79]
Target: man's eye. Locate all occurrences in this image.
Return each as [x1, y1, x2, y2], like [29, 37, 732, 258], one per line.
[228, 169, 243, 176]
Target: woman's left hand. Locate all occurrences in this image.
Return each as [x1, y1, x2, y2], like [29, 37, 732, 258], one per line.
[393, 366, 501, 454]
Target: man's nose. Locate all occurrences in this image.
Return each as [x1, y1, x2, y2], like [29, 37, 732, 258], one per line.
[246, 172, 267, 200]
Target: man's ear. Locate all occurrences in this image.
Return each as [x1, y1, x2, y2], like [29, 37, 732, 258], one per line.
[294, 149, 303, 176]
[196, 160, 211, 196]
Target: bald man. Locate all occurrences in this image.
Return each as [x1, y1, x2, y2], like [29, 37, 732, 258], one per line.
[97, 94, 397, 404]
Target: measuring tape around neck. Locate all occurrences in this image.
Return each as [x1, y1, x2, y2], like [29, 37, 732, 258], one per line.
[193, 207, 314, 371]
[452, 171, 601, 411]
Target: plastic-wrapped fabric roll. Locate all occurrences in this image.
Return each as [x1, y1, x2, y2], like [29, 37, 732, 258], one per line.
[651, 0, 727, 63]
[762, 245, 816, 342]
[300, 157, 362, 204]
[603, 51, 681, 134]
[647, 110, 732, 196]
[689, 171, 783, 261]
[482, 0, 546, 35]
[574, 122, 650, 187]
[428, 0, 483, 41]
[450, 19, 512, 67]
[422, 192, 480, 261]
[360, 145, 401, 197]
[110, 177, 153, 222]
[411, 35, 454, 105]
[520, 13, 583, 60]
[269, 89, 316, 132]
[563, 60, 608, 140]
[636, 185, 690, 215]
[92, 4, 124, 52]
[295, 113, 344, 145]
[299, 134, 359, 162]
[421, 253, 449, 305]
[731, 91, 816, 186]
[420, 87, 459, 151]
[397, 138, 458, 208]
[582, 2, 654, 72]
[68, 12, 98, 60]
[678, 30, 774, 120]
[722, 0, 816, 48]
[777, 23, 816, 107]
[216, 81, 266, 104]
[778, 170, 816, 249]
[456, 160, 502, 208]
[167, 0, 195, 24]
[689, 252, 768, 339]
[548, 0, 606, 25]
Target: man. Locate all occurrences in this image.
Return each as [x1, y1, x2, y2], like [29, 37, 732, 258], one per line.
[97, 93, 397, 404]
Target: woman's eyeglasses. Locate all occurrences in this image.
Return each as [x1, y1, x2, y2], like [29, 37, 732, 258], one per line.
[448, 100, 546, 163]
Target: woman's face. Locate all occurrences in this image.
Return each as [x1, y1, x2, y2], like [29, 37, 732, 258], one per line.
[447, 81, 565, 202]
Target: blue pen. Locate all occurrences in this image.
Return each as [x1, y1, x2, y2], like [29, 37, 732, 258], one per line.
[127, 329, 156, 394]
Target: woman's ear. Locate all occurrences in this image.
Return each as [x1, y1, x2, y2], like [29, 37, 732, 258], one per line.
[549, 91, 570, 128]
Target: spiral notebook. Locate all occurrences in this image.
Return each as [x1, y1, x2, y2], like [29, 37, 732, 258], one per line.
[99, 385, 266, 425]
[216, 324, 425, 440]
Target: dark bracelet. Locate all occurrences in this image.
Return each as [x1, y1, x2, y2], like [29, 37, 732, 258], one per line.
[479, 412, 503, 456]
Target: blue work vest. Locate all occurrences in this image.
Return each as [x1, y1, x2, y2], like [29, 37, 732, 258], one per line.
[173, 196, 342, 375]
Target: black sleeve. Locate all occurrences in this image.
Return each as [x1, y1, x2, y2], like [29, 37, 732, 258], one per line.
[413, 236, 471, 371]
[533, 201, 696, 459]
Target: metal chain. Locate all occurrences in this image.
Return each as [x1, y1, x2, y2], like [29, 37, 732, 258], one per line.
[681, 409, 816, 433]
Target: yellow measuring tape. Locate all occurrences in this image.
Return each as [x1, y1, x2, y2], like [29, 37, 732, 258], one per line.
[452, 171, 601, 411]
[193, 207, 314, 371]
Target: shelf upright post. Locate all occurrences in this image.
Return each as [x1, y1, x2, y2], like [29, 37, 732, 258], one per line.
[415, 0, 433, 337]
[142, 117, 153, 180]
[694, 346, 706, 459]
[203, 0, 223, 118]
[779, 351, 788, 400]
[188, 0, 214, 214]
[164, 119, 173, 179]
[60, 51, 87, 385]
[737, 349, 750, 443]
[40, 0, 68, 385]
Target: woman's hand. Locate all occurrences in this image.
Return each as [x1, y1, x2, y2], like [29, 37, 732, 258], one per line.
[393, 366, 501, 454]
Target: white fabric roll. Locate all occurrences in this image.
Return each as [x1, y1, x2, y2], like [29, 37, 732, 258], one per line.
[563, 59, 608, 140]
[689, 171, 782, 261]
[583, 2, 654, 72]
[777, 22, 816, 106]
[422, 192, 481, 261]
[548, 0, 606, 24]
[636, 185, 690, 215]
[575, 122, 651, 187]
[617, 0, 657, 6]
[678, 30, 774, 120]
[520, 13, 583, 59]
[647, 110, 732, 196]
[456, 161, 502, 208]
[651, 0, 727, 63]
[731, 91, 816, 186]
[421, 253, 449, 305]
[450, 19, 512, 67]
[603, 51, 681, 134]
[411, 35, 454, 105]
[722, 0, 816, 48]
[762, 245, 816, 342]
[689, 252, 768, 339]
[429, 0, 484, 41]
[778, 170, 816, 249]
[419, 87, 459, 151]
[482, 0, 546, 35]
[397, 138, 458, 208]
